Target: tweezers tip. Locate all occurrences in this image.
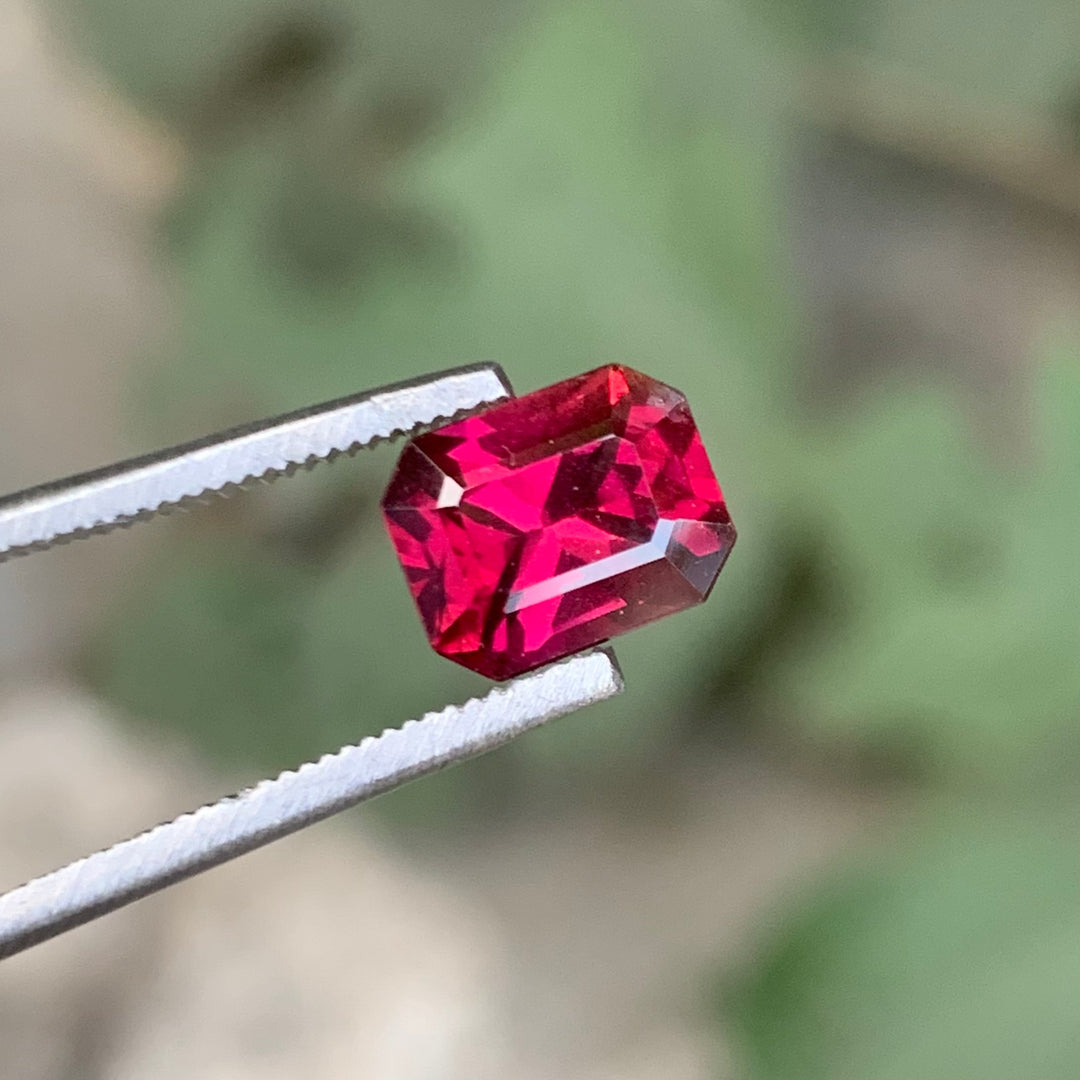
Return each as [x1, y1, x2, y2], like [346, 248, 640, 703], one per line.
[595, 646, 625, 694]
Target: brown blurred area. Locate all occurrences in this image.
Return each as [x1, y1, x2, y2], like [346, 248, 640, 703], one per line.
[0, 0, 172, 675]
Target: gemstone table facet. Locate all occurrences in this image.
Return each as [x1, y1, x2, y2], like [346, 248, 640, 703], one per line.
[381, 365, 735, 680]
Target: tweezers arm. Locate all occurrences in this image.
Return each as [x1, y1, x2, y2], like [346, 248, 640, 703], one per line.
[0, 649, 623, 960]
[0, 363, 511, 562]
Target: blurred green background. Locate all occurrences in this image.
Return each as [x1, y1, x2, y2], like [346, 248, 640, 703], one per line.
[1, 0, 1078, 1074]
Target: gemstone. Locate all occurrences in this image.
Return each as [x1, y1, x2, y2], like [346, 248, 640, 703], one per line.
[381, 365, 736, 680]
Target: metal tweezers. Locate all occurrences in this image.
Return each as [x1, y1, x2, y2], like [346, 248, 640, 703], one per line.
[0, 363, 624, 960]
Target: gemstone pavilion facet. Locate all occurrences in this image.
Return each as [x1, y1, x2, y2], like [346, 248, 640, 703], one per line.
[381, 365, 735, 680]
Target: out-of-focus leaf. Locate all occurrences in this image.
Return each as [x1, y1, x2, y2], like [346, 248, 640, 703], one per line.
[87, 542, 319, 768]
[67, 0, 514, 135]
[93, 0, 799, 785]
[771, 342, 1080, 779]
[868, 0, 1080, 116]
[725, 805, 1080, 1080]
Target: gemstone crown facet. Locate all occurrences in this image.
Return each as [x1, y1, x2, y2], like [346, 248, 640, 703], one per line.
[381, 365, 735, 679]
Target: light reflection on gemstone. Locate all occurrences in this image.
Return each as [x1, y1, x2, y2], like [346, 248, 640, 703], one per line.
[504, 520, 676, 613]
[435, 474, 465, 509]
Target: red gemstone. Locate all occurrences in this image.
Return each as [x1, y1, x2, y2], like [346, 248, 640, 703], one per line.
[381, 365, 735, 680]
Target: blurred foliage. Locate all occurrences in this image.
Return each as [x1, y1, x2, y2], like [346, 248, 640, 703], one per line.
[85, 0, 800, 783]
[82, 0, 1080, 784]
[864, 1, 1080, 116]
[771, 341, 1080, 782]
[759, 0, 1080, 119]
[725, 805, 1080, 1079]
[61, 0, 1080, 1073]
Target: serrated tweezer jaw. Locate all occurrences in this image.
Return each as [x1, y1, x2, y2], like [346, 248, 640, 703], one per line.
[0, 363, 514, 562]
[0, 364, 625, 960]
[0, 649, 622, 961]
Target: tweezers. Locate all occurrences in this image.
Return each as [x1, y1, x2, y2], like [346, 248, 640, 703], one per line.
[0, 363, 624, 960]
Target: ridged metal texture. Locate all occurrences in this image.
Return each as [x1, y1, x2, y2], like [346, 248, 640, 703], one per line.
[0, 650, 622, 959]
[0, 364, 513, 561]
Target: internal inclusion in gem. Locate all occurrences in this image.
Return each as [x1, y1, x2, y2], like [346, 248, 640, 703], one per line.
[381, 364, 736, 680]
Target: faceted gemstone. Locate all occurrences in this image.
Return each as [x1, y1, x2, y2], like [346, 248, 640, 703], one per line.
[381, 365, 736, 680]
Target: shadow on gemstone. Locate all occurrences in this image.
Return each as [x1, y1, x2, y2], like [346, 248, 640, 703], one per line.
[665, 520, 737, 598]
